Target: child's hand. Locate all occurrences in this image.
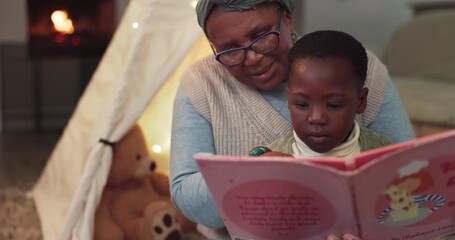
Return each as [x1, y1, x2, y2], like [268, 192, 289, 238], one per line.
[327, 233, 361, 240]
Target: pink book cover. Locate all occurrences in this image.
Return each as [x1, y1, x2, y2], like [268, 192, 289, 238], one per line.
[195, 130, 455, 240]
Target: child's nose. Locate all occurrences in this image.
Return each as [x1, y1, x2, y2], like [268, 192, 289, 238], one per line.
[308, 108, 326, 125]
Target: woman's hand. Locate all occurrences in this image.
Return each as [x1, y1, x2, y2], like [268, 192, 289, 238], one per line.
[327, 233, 362, 240]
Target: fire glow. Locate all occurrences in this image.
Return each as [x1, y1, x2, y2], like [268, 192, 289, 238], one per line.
[51, 10, 74, 34]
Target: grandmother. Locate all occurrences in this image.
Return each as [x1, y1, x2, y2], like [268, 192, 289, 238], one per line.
[170, 0, 415, 239]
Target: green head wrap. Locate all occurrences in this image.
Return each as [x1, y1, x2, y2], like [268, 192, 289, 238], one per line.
[196, 0, 295, 35]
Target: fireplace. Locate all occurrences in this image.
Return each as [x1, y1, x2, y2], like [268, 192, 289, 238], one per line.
[27, 0, 115, 58]
[2, 0, 117, 132]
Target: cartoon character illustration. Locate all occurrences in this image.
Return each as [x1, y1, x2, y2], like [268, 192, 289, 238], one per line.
[377, 160, 445, 227]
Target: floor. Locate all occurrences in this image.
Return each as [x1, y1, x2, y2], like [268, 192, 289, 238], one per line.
[0, 130, 62, 239]
[0, 130, 61, 188]
[0, 130, 209, 240]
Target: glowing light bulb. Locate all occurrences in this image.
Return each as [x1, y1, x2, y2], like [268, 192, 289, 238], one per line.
[132, 22, 139, 29]
[152, 144, 162, 153]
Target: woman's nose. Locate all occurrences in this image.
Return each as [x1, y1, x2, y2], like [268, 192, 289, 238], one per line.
[243, 49, 263, 66]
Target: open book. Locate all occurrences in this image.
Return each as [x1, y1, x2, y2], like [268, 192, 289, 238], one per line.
[195, 130, 455, 240]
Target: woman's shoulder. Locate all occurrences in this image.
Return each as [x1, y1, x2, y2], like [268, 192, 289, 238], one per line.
[180, 56, 221, 91]
[184, 55, 226, 79]
[181, 55, 242, 97]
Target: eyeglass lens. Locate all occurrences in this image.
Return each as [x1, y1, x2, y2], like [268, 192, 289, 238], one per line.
[215, 9, 282, 66]
[218, 33, 279, 66]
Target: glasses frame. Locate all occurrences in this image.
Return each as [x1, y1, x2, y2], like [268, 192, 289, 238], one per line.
[211, 9, 282, 67]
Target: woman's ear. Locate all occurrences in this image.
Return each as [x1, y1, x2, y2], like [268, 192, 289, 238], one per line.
[283, 10, 294, 32]
[356, 87, 369, 114]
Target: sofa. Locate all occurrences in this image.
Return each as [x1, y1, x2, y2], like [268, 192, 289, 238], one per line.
[383, 10, 455, 137]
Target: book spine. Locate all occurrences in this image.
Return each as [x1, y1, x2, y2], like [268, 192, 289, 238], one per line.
[345, 157, 357, 171]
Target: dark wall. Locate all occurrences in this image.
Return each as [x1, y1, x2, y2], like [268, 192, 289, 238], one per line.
[0, 43, 101, 132]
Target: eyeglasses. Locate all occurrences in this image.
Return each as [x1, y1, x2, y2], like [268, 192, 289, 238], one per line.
[211, 10, 282, 67]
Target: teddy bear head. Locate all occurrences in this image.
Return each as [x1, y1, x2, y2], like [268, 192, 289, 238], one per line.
[107, 124, 156, 187]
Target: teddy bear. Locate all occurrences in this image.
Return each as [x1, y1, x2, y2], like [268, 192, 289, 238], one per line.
[94, 124, 196, 240]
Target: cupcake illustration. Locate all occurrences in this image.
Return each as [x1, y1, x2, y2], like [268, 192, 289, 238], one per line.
[377, 160, 445, 227]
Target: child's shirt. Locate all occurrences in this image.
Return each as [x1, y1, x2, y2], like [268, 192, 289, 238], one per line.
[267, 121, 392, 157]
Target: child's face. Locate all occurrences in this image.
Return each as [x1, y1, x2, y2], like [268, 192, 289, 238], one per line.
[288, 57, 367, 153]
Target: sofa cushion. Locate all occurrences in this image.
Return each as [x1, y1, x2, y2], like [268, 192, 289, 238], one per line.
[393, 76, 455, 127]
[383, 11, 455, 84]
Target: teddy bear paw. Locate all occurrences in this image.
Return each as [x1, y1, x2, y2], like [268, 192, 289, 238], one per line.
[150, 208, 183, 240]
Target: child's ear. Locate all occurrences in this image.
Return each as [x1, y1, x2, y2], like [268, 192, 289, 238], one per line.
[356, 87, 368, 114]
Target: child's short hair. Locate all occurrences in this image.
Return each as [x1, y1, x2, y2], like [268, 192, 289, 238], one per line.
[288, 30, 368, 88]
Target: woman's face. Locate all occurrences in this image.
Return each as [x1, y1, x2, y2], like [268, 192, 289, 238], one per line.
[205, 4, 294, 91]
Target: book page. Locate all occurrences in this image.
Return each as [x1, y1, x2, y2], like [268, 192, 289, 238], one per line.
[351, 131, 455, 240]
[196, 155, 359, 240]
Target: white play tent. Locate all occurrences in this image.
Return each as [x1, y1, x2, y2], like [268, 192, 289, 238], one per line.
[31, 0, 212, 239]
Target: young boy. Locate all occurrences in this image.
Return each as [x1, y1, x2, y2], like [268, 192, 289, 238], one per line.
[250, 30, 392, 158]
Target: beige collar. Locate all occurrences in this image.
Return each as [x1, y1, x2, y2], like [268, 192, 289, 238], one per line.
[292, 120, 361, 158]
